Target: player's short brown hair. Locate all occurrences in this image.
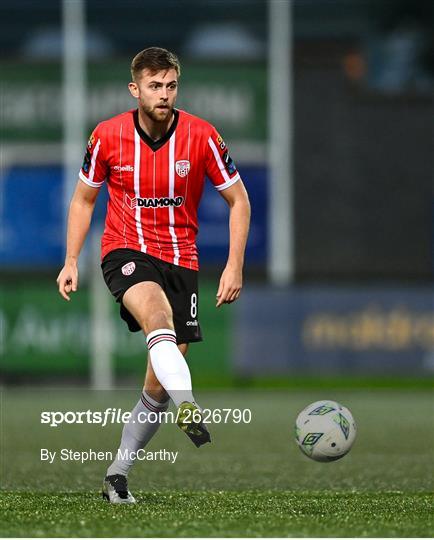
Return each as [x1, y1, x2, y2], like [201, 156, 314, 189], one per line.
[131, 47, 181, 81]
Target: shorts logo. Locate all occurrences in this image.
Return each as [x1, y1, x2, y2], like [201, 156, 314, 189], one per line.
[125, 194, 184, 209]
[175, 160, 190, 178]
[121, 262, 136, 276]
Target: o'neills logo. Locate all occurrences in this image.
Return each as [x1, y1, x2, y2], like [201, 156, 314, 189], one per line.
[113, 165, 134, 172]
[125, 194, 184, 210]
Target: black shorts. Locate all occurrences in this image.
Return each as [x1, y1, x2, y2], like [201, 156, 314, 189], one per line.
[101, 248, 202, 344]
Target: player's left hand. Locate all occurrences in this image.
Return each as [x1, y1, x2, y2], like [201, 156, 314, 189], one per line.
[216, 265, 242, 307]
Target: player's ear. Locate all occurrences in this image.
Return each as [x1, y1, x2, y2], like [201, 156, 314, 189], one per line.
[128, 82, 139, 98]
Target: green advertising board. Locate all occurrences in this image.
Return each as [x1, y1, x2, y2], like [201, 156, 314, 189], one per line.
[1, 61, 266, 142]
[1, 278, 231, 385]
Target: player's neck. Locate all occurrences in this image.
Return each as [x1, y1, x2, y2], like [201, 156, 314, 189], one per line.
[137, 109, 175, 141]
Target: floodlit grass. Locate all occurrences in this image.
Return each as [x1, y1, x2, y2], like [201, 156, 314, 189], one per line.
[1, 387, 433, 536]
[1, 490, 432, 537]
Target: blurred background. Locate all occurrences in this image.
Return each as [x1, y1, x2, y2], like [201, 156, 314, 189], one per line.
[1, 0, 433, 388]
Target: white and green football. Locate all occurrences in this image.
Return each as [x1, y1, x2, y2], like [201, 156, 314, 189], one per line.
[295, 400, 357, 462]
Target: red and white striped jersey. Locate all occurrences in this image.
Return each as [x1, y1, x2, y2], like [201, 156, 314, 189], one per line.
[79, 108, 240, 270]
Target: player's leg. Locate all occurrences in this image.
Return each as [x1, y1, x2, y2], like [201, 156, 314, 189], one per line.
[143, 351, 170, 402]
[125, 281, 209, 447]
[159, 263, 210, 447]
[141, 343, 211, 447]
[103, 347, 185, 503]
[102, 254, 208, 502]
[143, 343, 187, 401]
[122, 281, 198, 407]
[142, 340, 210, 447]
[101, 251, 202, 410]
[110, 280, 208, 448]
[101, 252, 192, 503]
[105, 356, 169, 477]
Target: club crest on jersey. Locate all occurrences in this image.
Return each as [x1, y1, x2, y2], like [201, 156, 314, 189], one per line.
[175, 160, 190, 178]
[121, 262, 136, 276]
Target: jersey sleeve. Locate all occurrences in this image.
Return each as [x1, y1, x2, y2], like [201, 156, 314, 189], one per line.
[78, 123, 108, 188]
[205, 126, 240, 191]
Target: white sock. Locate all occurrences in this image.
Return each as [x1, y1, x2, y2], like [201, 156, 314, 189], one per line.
[146, 328, 195, 407]
[106, 391, 169, 477]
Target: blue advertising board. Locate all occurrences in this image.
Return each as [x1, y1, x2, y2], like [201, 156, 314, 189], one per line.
[0, 164, 267, 268]
[198, 165, 267, 265]
[0, 166, 64, 267]
[234, 286, 434, 375]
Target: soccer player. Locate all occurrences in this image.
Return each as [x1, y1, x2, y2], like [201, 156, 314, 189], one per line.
[57, 47, 250, 504]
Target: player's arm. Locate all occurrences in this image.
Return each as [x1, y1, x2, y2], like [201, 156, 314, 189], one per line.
[216, 180, 251, 307]
[56, 181, 99, 301]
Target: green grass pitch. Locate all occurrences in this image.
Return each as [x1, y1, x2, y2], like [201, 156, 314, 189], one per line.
[1, 387, 433, 537]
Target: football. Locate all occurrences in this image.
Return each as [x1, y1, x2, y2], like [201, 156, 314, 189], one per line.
[295, 400, 357, 462]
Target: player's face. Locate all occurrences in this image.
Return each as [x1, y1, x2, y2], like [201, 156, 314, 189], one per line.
[129, 68, 178, 123]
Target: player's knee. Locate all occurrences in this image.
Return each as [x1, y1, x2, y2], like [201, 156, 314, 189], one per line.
[146, 309, 174, 334]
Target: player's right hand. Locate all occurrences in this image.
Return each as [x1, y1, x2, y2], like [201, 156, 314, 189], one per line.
[56, 261, 78, 301]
